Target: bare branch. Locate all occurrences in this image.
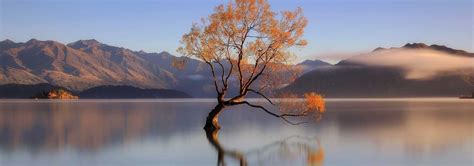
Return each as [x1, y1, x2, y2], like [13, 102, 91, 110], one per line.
[236, 28, 251, 93]
[247, 89, 274, 105]
[232, 101, 308, 125]
[205, 61, 222, 94]
[243, 43, 273, 90]
[243, 58, 270, 91]
[212, 56, 226, 89]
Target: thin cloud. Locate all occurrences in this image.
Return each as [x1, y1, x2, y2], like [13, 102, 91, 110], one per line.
[346, 48, 474, 79]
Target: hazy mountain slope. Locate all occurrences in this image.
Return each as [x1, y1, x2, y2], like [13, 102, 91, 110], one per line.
[283, 66, 472, 97]
[136, 51, 218, 97]
[281, 43, 474, 97]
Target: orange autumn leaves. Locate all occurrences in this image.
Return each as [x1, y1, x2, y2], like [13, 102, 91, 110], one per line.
[305, 92, 325, 113]
[177, 0, 308, 95]
[277, 92, 326, 121]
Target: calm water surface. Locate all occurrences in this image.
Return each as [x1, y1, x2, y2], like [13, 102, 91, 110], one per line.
[0, 98, 472, 166]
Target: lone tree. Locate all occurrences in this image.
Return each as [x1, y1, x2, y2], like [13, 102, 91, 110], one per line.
[178, 0, 322, 131]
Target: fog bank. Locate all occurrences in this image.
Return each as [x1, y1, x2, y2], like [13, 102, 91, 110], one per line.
[346, 49, 474, 79]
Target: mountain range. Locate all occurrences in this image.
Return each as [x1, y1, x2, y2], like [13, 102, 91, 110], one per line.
[0, 39, 217, 97]
[1, 39, 473, 97]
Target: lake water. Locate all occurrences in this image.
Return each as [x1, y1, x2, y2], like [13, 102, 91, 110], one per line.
[0, 98, 472, 166]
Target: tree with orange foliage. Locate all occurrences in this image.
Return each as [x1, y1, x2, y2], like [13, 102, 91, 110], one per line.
[178, 0, 322, 131]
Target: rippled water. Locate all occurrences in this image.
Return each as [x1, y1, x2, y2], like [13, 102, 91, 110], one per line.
[0, 98, 472, 166]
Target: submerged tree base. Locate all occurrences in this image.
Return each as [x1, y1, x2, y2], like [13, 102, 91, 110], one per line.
[203, 103, 225, 132]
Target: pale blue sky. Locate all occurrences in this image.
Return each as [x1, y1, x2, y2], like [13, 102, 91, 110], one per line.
[1, 0, 472, 62]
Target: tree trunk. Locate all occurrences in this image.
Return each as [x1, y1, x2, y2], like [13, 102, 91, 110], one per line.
[204, 103, 225, 131]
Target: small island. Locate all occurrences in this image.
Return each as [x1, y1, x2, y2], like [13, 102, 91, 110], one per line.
[32, 89, 79, 99]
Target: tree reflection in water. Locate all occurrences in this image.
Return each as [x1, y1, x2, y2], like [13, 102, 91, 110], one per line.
[205, 130, 324, 166]
[203, 96, 325, 166]
[206, 129, 248, 166]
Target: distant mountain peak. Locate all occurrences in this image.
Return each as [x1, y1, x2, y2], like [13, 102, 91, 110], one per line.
[403, 43, 429, 49]
[26, 38, 40, 44]
[68, 39, 102, 48]
[158, 51, 173, 56]
[80, 39, 100, 44]
[373, 47, 386, 52]
[302, 59, 330, 64]
[0, 39, 19, 49]
[400, 42, 473, 57]
[300, 59, 325, 65]
[297, 59, 332, 73]
[23, 39, 65, 48]
[77, 39, 99, 43]
[1, 39, 15, 44]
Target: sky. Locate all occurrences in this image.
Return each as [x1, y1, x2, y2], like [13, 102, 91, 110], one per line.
[1, 0, 473, 62]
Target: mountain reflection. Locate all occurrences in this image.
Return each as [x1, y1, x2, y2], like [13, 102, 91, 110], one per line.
[322, 101, 474, 154]
[0, 101, 209, 152]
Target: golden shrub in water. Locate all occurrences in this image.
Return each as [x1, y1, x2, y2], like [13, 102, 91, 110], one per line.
[304, 92, 325, 113]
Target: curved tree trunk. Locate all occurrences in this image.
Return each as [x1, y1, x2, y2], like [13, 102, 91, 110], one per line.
[204, 103, 226, 131]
